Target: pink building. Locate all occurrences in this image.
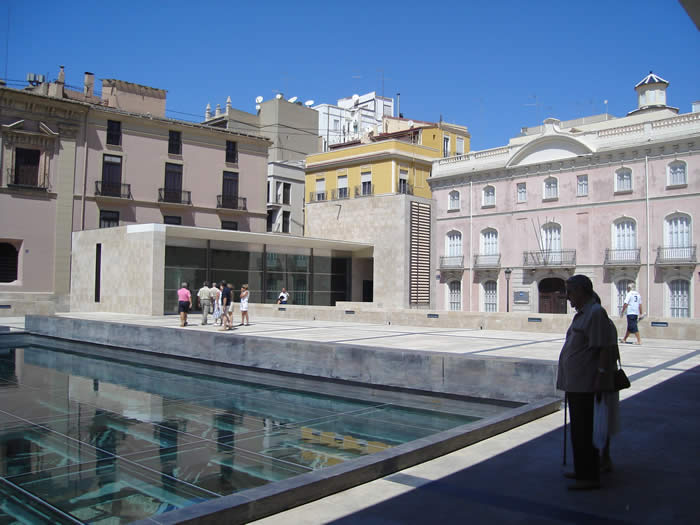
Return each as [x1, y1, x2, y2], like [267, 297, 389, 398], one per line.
[0, 67, 270, 315]
[431, 73, 699, 319]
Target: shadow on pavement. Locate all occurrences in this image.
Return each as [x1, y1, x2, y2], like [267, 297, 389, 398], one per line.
[329, 365, 700, 525]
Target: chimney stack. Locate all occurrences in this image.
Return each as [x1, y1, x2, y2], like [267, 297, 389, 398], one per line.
[57, 65, 65, 84]
[84, 72, 95, 97]
[205, 103, 211, 120]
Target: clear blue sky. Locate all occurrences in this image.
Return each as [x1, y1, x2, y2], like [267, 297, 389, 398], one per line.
[3, 0, 698, 150]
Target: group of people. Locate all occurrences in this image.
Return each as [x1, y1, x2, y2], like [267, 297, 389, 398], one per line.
[176, 283, 292, 329]
[557, 277, 643, 491]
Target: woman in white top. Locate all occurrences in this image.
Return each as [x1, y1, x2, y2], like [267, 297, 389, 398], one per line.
[212, 282, 223, 325]
[240, 284, 250, 326]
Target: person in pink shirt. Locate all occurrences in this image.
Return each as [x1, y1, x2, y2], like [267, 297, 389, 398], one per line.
[177, 282, 192, 327]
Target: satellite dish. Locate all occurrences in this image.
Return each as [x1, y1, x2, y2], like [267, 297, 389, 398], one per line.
[304, 100, 315, 107]
[408, 120, 414, 128]
[255, 104, 261, 111]
[275, 93, 283, 100]
[255, 96, 263, 104]
[288, 96, 298, 103]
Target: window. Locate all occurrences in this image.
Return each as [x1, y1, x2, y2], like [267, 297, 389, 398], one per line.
[316, 178, 326, 201]
[446, 231, 462, 257]
[615, 168, 632, 192]
[484, 281, 497, 312]
[543, 177, 558, 199]
[168, 130, 182, 155]
[361, 171, 372, 195]
[616, 279, 633, 316]
[456, 137, 465, 155]
[282, 211, 290, 233]
[669, 279, 690, 318]
[483, 185, 495, 207]
[221, 220, 238, 231]
[517, 182, 527, 203]
[283, 183, 291, 204]
[481, 229, 498, 255]
[101, 155, 123, 197]
[226, 140, 238, 163]
[12, 148, 41, 186]
[164, 215, 181, 225]
[448, 281, 461, 311]
[99, 210, 119, 228]
[266, 211, 274, 232]
[399, 168, 409, 194]
[449, 190, 460, 210]
[443, 136, 450, 157]
[542, 222, 562, 262]
[0, 243, 18, 283]
[106, 120, 121, 146]
[667, 160, 687, 186]
[614, 219, 637, 250]
[577, 175, 588, 196]
[665, 214, 691, 249]
[163, 163, 183, 202]
[337, 176, 348, 199]
[333, 119, 340, 131]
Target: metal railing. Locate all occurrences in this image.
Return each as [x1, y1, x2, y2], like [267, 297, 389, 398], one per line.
[331, 188, 350, 200]
[439, 255, 464, 269]
[354, 184, 374, 197]
[158, 188, 191, 205]
[523, 249, 576, 267]
[95, 181, 132, 199]
[655, 245, 697, 265]
[474, 254, 501, 268]
[308, 191, 327, 202]
[604, 248, 641, 266]
[398, 183, 414, 195]
[217, 195, 247, 210]
[6, 167, 48, 190]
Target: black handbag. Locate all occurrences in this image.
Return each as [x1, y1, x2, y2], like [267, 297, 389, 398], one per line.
[614, 358, 631, 390]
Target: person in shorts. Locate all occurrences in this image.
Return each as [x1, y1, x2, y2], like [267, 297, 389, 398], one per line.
[177, 282, 192, 327]
[240, 284, 250, 326]
[620, 283, 642, 345]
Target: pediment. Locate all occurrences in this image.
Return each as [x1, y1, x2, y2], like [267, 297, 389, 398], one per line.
[507, 135, 593, 167]
[2, 120, 58, 137]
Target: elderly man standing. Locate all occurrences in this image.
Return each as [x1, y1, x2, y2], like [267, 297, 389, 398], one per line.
[557, 275, 616, 491]
[197, 281, 212, 325]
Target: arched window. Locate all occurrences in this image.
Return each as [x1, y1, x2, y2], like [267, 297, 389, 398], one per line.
[614, 218, 637, 250]
[667, 160, 687, 186]
[483, 280, 497, 312]
[616, 279, 634, 316]
[448, 281, 461, 311]
[448, 190, 460, 210]
[543, 177, 558, 199]
[669, 279, 690, 318]
[615, 168, 633, 192]
[480, 228, 499, 267]
[483, 185, 495, 206]
[446, 231, 462, 257]
[664, 213, 692, 261]
[0, 243, 19, 283]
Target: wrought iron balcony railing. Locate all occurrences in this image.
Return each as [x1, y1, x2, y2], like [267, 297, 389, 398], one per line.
[354, 184, 374, 197]
[604, 248, 641, 266]
[158, 188, 191, 205]
[655, 245, 697, 265]
[398, 183, 414, 195]
[523, 249, 576, 267]
[308, 191, 327, 202]
[331, 188, 350, 200]
[95, 180, 132, 199]
[217, 195, 247, 210]
[6, 167, 48, 190]
[474, 254, 501, 268]
[440, 255, 464, 269]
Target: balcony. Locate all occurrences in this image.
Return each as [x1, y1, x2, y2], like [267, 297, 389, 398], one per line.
[308, 191, 327, 202]
[604, 248, 641, 266]
[158, 188, 191, 205]
[354, 184, 374, 197]
[398, 183, 414, 195]
[95, 181, 132, 199]
[440, 256, 464, 269]
[6, 167, 48, 191]
[217, 195, 247, 210]
[331, 188, 350, 200]
[655, 245, 697, 266]
[474, 254, 501, 269]
[523, 249, 576, 267]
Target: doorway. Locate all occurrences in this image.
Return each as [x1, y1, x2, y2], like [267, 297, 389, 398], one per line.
[538, 277, 567, 314]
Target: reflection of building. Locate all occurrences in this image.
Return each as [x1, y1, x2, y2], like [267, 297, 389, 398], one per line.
[431, 73, 699, 318]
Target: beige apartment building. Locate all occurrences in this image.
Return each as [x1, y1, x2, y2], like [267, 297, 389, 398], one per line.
[0, 67, 270, 316]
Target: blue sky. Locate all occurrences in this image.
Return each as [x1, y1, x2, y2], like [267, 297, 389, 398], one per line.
[3, 0, 698, 150]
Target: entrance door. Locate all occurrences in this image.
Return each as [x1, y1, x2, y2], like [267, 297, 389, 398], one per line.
[539, 277, 567, 313]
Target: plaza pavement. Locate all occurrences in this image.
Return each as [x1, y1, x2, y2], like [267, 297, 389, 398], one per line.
[3, 313, 699, 524]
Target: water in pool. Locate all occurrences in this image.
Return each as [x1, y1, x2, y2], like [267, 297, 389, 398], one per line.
[0, 338, 507, 523]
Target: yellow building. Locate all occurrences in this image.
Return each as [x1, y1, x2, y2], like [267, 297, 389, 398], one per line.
[305, 117, 470, 203]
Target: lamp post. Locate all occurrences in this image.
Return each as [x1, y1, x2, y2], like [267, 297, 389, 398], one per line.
[504, 268, 512, 312]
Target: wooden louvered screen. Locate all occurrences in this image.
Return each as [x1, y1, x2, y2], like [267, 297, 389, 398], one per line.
[409, 201, 431, 305]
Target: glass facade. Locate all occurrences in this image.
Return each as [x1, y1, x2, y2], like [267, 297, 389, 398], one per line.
[164, 242, 353, 313]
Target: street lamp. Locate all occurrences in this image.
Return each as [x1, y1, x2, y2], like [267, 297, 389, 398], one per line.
[504, 268, 512, 312]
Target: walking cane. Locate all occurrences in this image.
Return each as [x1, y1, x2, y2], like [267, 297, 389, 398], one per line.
[562, 392, 567, 465]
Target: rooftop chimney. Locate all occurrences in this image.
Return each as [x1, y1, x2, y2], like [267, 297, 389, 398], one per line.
[57, 65, 65, 84]
[215, 103, 221, 117]
[205, 103, 211, 120]
[84, 72, 95, 98]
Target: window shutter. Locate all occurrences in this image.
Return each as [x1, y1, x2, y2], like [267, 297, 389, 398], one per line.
[410, 202, 431, 305]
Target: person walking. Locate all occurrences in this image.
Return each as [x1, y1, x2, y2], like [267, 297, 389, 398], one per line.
[277, 287, 290, 304]
[557, 275, 615, 490]
[239, 284, 250, 326]
[197, 281, 212, 325]
[177, 282, 192, 328]
[218, 280, 231, 331]
[620, 283, 643, 345]
[211, 281, 222, 326]
[226, 282, 235, 328]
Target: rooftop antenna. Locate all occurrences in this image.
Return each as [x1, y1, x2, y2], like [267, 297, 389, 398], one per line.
[255, 95, 263, 104]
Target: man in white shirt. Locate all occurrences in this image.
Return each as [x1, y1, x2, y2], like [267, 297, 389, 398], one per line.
[620, 283, 642, 345]
[277, 288, 290, 304]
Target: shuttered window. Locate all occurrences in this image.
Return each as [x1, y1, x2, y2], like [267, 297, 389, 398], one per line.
[409, 202, 431, 305]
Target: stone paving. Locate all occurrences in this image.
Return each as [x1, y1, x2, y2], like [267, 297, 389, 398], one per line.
[3, 313, 699, 524]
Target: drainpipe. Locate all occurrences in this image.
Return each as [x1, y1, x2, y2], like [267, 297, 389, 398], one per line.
[469, 179, 473, 312]
[80, 108, 89, 230]
[645, 153, 650, 315]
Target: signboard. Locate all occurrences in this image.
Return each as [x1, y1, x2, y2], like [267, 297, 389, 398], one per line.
[514, 291, 529, 304]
